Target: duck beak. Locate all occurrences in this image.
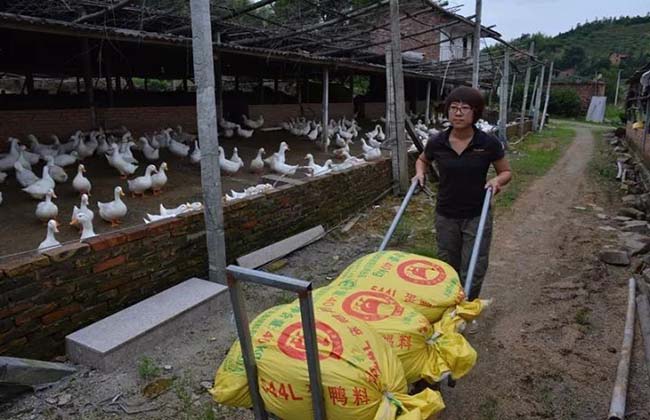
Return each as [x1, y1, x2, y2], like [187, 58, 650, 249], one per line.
[120, 191, 125, 197]
[70, 219, 78, 226]
[52, 192, 58, 199]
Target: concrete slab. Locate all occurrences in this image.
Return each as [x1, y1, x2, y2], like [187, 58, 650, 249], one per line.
[0, 357, 76, 386]
[237, 225, 325, 269]
[261, 174, 306, 186]
[66, 278, 228, 371]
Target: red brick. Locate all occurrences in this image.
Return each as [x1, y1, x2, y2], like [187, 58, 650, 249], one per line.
[0, 302, 34, 320]
[93, 255, 127, 273]
[15, 303, 58, 326]
[42, 242, 90, 262]
[97, 275, 131, 293]
[41, 304, 81, 325]
[0, 254, 50, 278]
[85, 232, 128, 251]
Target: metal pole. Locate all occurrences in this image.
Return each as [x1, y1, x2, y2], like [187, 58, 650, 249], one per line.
[540, 61, 554, 131]
[471, 0, 482, 89]
[520, 42, 534, 138]
[615, 69, 622, 107]
[321, 68, 330, 151]
[425, 80, 431, 125]
[498, 50, 509, 145]
[463, 188, 493, 298]
[608, 277, 636, 420]
[532, 65, 545, 131]
[226, 274, 268, 420]
[379, 180, 419, 251]
[389, 0, 410, 193]
[190, 0, 226, 284]
[298, 291, 326, 420]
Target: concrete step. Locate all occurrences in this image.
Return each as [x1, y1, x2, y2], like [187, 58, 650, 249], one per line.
[66, 278, 228, 371]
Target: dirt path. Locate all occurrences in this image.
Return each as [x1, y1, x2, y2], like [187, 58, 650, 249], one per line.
[440, 125, 650, 419]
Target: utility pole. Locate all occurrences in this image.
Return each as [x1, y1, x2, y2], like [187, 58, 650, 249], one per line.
[190, 0, 226, 284]
[471, 0, 482, 89]
[498, 50, 510, 145]
[540, 61, 554, 131]
[533, 65, 545, 131]
[519, 42, 534, 137]
[389, 0, 409, 193]
[615, 69, 622, 107]
[321, 68, 330, 151]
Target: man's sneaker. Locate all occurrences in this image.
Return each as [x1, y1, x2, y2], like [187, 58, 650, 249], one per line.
[467, 320, 479, 335]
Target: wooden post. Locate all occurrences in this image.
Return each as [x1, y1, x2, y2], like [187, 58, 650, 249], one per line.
[190, 0, 226, 284]
[389, 0, 409, 194]
[425, 80, 431, 125]
[81, 38, 97, 127]
[519, 42, 534, 137]
[533, 65, 545, 131]
[529, 74, 539, 115]
[471, 0, 482, 89]
[498, 50, 510, 145]
[615, 69, 622, 106]
[540, 61, 554, 131]
[321, 68, 330, 151]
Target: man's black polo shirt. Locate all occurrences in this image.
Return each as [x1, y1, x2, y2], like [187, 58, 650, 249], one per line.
[424, 127, 505, 219]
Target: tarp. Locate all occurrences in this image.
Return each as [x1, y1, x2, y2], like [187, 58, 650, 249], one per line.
[586, 96, 607, 123]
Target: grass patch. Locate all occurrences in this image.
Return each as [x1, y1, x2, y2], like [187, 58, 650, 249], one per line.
[138, 356, 161, 381]
[574, 307, 591, 326]
[478, 397, 499, 420]
[495, 124, 575, 211]
[588, 130, 620, 183]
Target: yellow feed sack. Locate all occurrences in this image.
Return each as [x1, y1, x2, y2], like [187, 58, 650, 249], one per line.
[210, 304, 445, 420]
[333, 251, 484, 322]
[313, 285, 477, 384]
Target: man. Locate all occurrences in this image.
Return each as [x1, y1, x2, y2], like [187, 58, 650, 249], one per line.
[413, 86, 512, 318]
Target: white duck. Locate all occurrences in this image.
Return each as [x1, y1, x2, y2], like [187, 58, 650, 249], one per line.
[35, 189, 59, 222]
[96, 135, 110, 156]
[106, 143, 138, 178]
[22, 166, 56, 199]
[0, 171, 6, 184]
[17, 146, 34, 172]
[190, 141, 201, 164]
[77, 135, 96, 160]
[45, 156, 68, 183]
[98, 186, 128, 226]
[28, 135, 57, 159]
[38, 220, 61, 251]
[236, 124, 254, 139]
[127, 164, 157, 197]
[304, 154, 332, 177]
[222, 127, 235, 138]
[14, 161, 39, 188]
[231, 147, 244, 167]
[363, 146, 382, 161]
[269, 153, 299, 176]
[139, 137, 160, 161]
[169, 136, 190, 158]
[264, 142, 289, 166]
[360, 138, 374, 154]
[250, 148, 265, 174]
[375, 125, 386, 141]
[71, 212, 96, 240]
[58, 134, 79, 154]
[72, 164, 92, 195]
[71, 193, 94, 226]
[160, 203, 189, 216]
[242, 115, 264, 129]
[218, 147, 244, 175]
[0, 142, 18, 171]
[151, 162, 169, 195]
[121, 141, 139, 165]
[54, 151, 80, 168]
[368, 137, 382, 149]
[19, 144, 40, 167]
[307, 125, 320, 141]
[219, 117, 238, 130]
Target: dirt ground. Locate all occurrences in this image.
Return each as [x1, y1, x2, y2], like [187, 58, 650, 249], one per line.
[2, 122, 650, 420]
[0, 127, 377, 259]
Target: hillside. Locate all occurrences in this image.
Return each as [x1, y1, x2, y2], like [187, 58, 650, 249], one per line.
[495, 14, 650, 101]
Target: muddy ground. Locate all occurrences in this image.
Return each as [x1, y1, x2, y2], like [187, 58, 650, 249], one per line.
[0, 126, 380, 258]
[2, 122, 650, 420]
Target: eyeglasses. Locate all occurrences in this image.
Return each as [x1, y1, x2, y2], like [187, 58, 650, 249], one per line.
[449, 105, 473, 115]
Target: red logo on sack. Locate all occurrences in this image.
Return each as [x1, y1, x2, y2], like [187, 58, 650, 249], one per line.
[278, 321, 343, 361]
[396, 260, 447, 285]
[341, 290, 404, 322]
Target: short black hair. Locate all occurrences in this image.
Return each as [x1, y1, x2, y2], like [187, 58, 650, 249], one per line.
[444, 86, 485, 124]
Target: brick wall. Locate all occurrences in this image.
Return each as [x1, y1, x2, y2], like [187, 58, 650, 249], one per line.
[553, 82, 607, 111]
[0, 159, 392, 360]
[0, 103, 354, 151]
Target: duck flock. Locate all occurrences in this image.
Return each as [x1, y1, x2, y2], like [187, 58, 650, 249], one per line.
[0, 110, 451, 254]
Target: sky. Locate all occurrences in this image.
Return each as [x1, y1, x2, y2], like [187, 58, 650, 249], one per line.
[451, 0, 650, 41]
